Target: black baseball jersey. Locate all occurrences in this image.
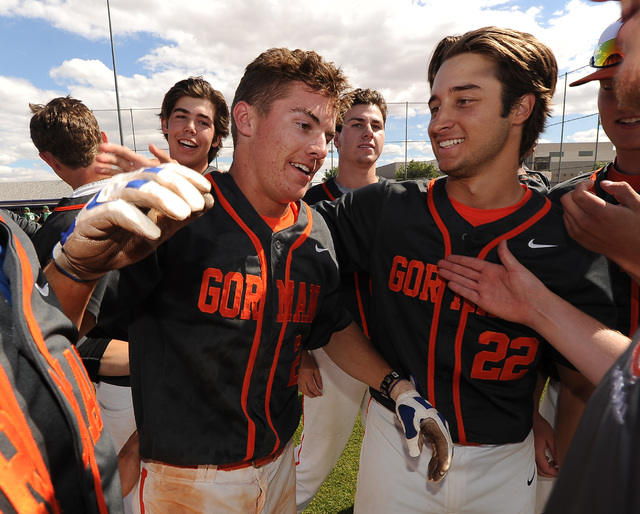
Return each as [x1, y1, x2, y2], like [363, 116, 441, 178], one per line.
[313, 177, 616, 445]
[30, 187, 128, 384]
[0, 211, 122, 513]
[304, 177, 376, 334]
[97, 171, 350, 466]
[518, 170, 550, 195]
[550, 162, 639, 338]
[32, 194, 91, 266]
[545, 328, 640, 513]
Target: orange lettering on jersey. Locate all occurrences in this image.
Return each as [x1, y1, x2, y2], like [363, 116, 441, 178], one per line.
[198, 268, 223, 313]
[0, 367, 60, 514]
[276, 281, 319, 325]
[389, 256, 407, 292]
[219, 272, 243, 318]
[403, 261, 424, 297]
[390, 256, 445, 303]
[306, 284, 320, 323]
[287, 335, 303, 387]
[11, 232, 109, 513]
[418, 263, 441, 301]
[277, 280, 295, 322]
[64, 349, 103, 444]
[199, 269, 264, 319]
[292, 282, 307, 323]
[471, 332, 539, 381]
[241, 275, 263, 320]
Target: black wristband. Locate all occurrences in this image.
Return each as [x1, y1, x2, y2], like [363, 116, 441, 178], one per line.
[380, 371, 401, 399]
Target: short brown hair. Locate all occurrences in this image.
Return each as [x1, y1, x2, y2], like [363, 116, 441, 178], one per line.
[231, 48, 350, 145]
[160, 76, 230, 162]
[428, 27, 558, 163]
[29, 96, 102, 169]
[337, 88, 388, 132]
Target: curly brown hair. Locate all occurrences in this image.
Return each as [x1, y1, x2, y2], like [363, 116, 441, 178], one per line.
[29, 96, 102, 169]
[160, 76, 230, 163]
[337, 88, 388, 132]
[428, 27, 558, 163]
[231, 48, 350, 145]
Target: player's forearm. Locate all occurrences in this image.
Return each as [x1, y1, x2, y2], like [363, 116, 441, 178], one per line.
[528, 289, 629, 385]
[97, 339, 130, 376]
[323, 321, 392, 390]
[44, 260, 99, 332]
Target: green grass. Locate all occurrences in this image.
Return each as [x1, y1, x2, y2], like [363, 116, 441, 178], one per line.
[294, 395, 364, 514]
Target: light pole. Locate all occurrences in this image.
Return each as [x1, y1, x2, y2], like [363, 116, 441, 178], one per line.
[107, 0, 124, 145]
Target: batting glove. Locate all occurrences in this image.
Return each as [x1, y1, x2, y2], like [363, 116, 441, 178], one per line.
[394, 385, 453, 482]
[52, 163, 213, 282]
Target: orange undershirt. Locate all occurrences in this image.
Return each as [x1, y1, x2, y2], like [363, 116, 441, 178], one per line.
[261, 202, 300, 232]
[450, 186, 532, 227]
[607, 165, 640, 191]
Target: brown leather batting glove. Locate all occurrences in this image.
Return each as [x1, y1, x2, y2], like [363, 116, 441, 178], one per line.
[52, 163, 213, 282]
[392, 380, 453, 482]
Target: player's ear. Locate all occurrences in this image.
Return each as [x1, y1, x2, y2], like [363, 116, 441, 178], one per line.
[161, 117, 169, 136]
[211, 134, 222, 149]
[513, 93, 535, 125]
[101, 131, 108, 143]
[233, 101, 254, 138]
[39, 151, 62, 173]
[334, 130, 342, 150]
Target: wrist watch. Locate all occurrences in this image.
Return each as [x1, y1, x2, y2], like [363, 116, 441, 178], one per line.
[380, 371, 401, 399]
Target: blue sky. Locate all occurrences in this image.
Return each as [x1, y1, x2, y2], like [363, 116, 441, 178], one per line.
[0, 0, 621, 182]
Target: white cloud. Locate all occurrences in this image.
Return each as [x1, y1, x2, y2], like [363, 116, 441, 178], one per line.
[567, 127, 610, 143]
[0, 0, 624, 181]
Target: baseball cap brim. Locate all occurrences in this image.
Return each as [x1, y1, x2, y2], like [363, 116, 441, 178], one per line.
[569, 65, 619, 87]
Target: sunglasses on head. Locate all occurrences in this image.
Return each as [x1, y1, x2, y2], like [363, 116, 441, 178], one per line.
[590, 37, 625, 68]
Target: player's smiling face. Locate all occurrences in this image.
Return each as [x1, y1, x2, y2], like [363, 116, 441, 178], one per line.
[162, 96, 219, 173]
[428, 53, 517, 180]
[335, 103, 385, 167]
[598, 78, 640, 154]
[246, 82, 336, 216]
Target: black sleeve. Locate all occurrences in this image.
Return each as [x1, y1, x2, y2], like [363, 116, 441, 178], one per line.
[312, 181, 387, 274]
[2, 209, 40, 238]
[75, 337, 111, 383]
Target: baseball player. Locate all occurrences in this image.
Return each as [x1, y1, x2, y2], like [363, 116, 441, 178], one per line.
[28, 97, 138, 497]
[312, 27, 616, 513]
[295, 88, 387, 510]
[0, 161, 212, 512]
[30, 83, 230, 513]
[93, 48, 451, 513]
[96, 76, 229, 176]
[542, 16, 639, 478]
[22, 206, 38, 223]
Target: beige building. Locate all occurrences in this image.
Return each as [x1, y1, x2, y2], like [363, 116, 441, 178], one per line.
[524, 141, 615, 186]
[374, 141, 615, 186]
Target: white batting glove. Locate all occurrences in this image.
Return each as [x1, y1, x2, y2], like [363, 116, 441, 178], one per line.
[52, 163, 213, 282]
[394, 383, 453, 482]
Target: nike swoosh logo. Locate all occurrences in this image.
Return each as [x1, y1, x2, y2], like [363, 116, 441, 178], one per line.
[527, 467, 536, 487]
[528, 239, 558, 249]
[315, 244, 329, 253]
[35, 282, 50, 297]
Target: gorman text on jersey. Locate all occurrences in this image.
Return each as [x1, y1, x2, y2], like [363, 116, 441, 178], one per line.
[197, 267, 320, 323]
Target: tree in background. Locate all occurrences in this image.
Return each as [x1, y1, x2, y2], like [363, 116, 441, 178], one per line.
[323, 166, 338, 181]
[395, 160, 441, 180]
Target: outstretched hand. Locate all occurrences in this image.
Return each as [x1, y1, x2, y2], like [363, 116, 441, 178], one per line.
[437, 240, 546, 327]
[391, 379, 453, 482]
[96, 142, 174, 175]
[53, 163, 213, 282]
